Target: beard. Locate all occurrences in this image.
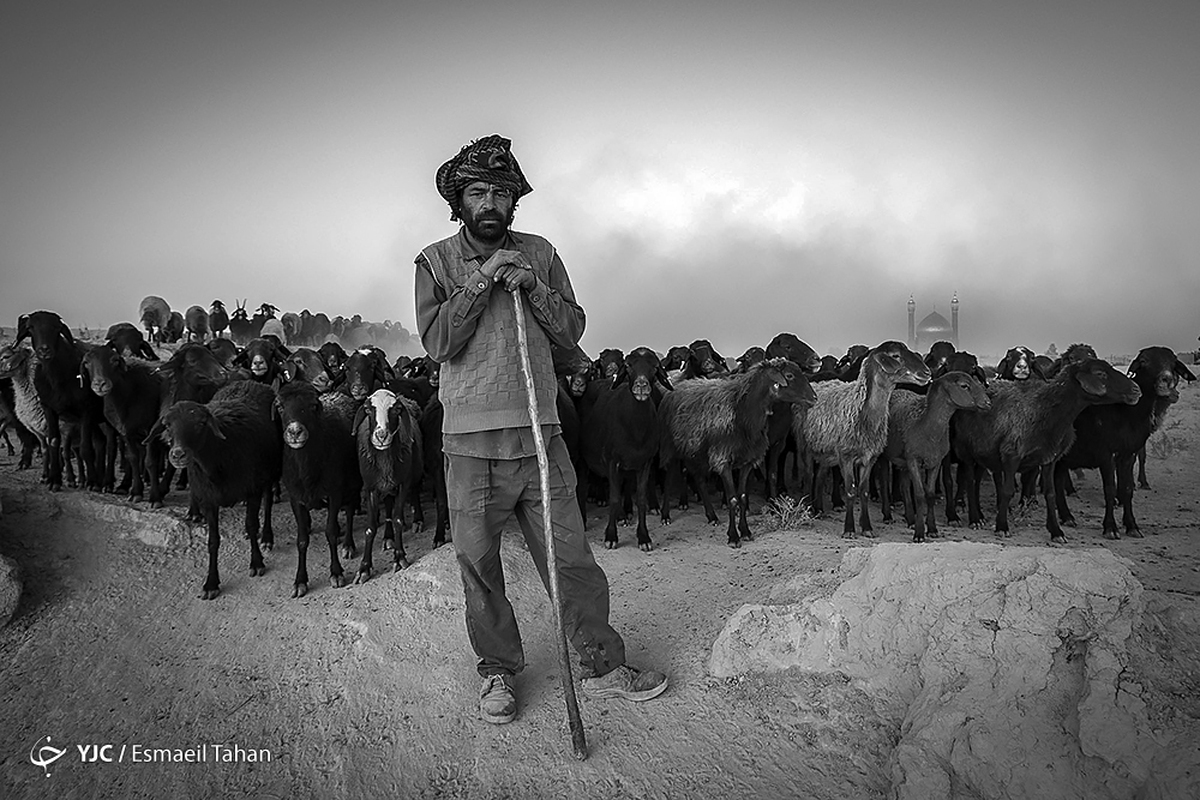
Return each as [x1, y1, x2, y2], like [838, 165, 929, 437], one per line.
[460, 203, 513, 244]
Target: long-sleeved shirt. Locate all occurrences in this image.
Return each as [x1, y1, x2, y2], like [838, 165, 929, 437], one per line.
[415, 227, 586, 458]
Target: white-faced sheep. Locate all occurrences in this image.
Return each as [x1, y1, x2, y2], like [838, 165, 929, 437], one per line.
[793, 340, 931, 538]
[658, 357, 816, 547]
[353, 388, 423, 579]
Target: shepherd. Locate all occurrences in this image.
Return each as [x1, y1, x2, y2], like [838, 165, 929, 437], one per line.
[415, 135, 668, 727]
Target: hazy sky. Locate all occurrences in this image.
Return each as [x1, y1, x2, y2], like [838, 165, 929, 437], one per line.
[3, 0, 1197, 360]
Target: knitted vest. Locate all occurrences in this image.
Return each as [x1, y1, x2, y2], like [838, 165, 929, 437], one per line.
[421, 231, 560, 434]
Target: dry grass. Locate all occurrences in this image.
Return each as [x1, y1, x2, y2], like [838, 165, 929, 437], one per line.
[1147, 416, 1189, 459]
[760, 495, 816, 532]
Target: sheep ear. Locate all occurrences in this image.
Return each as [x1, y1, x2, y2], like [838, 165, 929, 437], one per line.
[59, 321, 76, 346]
[1175, 360, 1196, 382]
[1031, 358, 1050, 380]
[973, 366, 989, 386]
[656, 365, 674, 391]
[207, 415, 227, 440]
[231, 349, 248, 368]
[15, 314, 30, 343]
[276, 343, 292, 358]
[352, 404, 367, 434]
[1076, 366, 1108, 396]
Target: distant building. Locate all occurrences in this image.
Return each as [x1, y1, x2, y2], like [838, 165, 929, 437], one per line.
[908, 293, 959, 352]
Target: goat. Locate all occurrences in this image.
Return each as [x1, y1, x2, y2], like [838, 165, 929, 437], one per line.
[147, 380, 281, 599]
[282, 347, 336, 393]
[1054, 347, 1192, 539]
[793, 341, 931, 538]
[232, 337, 290, 390]
[951, 358, 1141, 543]
[880, 371, 991, 542]
[353, 389, 423, 579]
[580, 347, 673, 550]
[659, 358, 816, 547]
[275, 381, 363, 597]
[228, 300, 253, 345]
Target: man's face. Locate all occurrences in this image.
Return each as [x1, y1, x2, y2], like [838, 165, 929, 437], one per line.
[459, 181, 514, 244]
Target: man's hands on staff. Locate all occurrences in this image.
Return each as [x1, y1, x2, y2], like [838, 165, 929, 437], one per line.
[480, 249, 537, 293]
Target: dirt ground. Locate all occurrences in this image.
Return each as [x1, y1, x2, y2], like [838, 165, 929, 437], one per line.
[1, 385, 1197, 800]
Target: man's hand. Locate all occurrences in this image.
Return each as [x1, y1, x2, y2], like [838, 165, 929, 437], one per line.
[480, 249, 537, 293]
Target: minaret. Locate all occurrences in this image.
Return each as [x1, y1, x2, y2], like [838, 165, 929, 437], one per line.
[907, 295, 916, 350]
[951, 292, 959, 348]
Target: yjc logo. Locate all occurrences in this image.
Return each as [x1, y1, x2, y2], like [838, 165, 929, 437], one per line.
[29, 735, 66, 778]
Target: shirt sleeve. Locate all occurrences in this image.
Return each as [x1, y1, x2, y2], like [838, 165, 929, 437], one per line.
[415, 253, 495, 362]
[525, 251, 586, 350]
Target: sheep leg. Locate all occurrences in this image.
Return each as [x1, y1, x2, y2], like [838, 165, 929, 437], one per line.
[1116, 453, 1141, 537]
[260, 486, 275, 551]
[1136, 445, 1150, 490]
[338, 496, 357, 561]
[328, 495, 348, 587]
[634, 463, 653, 551]
[880, 461, 894, 523]
[908, 461, 927, 542]
[839, 458, 859, 538]
[291, 499, 312, 598]
[201, 503, 221, 600]
[857, 458, 876, 536]
[964, 462, 984, 529]
[604, 461, 623, 549]
[409, 485, 425, 534]
[44, 409, 63, 491]
[993, 464, 1015, 536]
[718, 466, 742, 547]
[693, 465, 721, 526]
[659, 458, 675, 525]
[735, 465, 753, 544]
[1040, 462, 1067, 545]
[387, 493, 411, 569]
[357, 491, 380, 582]
[922, 465, 940, 539]
[1052, 461, 1074, 528]
[245, 492, 266, 577]
[941, 455, 959, 524]
[1099, 456, 1120, 539]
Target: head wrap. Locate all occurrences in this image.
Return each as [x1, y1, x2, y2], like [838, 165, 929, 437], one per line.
[436, 135, 533, 215]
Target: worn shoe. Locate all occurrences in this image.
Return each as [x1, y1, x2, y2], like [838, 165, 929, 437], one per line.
[479, 674, 517, 724]
[580, 664, 668, 701]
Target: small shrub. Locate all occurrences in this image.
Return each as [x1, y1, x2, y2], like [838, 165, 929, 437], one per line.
[1147, 417, 1188, 460]
[761, 495, 815, 532]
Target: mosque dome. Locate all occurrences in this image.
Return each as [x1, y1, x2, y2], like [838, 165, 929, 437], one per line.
[917, 311, 952, 338]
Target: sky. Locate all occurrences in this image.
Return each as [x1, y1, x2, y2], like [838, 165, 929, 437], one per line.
[2, 0, 1198, 361]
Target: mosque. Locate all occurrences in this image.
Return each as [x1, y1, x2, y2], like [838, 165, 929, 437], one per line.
[907, 293, 959, 352]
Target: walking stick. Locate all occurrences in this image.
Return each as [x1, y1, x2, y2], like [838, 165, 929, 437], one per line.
[511, 288, 588, 760]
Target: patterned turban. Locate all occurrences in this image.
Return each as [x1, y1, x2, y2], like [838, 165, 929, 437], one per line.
[435, 135, 533, 214]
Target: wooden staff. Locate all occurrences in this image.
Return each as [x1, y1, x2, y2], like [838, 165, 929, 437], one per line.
[511, 288, 588, 760]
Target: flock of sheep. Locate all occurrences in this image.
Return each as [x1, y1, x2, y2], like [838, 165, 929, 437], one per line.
[0, 301, 1193, 601]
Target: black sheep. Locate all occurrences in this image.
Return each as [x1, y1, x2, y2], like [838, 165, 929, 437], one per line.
[580, 347, 673, 551]
[1054, 347, 1192, 539]
[105, 322, 159, 360]
[276, 381, 362, 597]
[16, 311, 115, 491]
[353, 388, 424, 579]
[81, 344, 165, 502]
[147, 380, 281, 599]
[951, 358, 1141, 543]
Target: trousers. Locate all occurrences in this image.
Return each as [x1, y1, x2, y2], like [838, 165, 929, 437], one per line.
[445, 435, 626, 678]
